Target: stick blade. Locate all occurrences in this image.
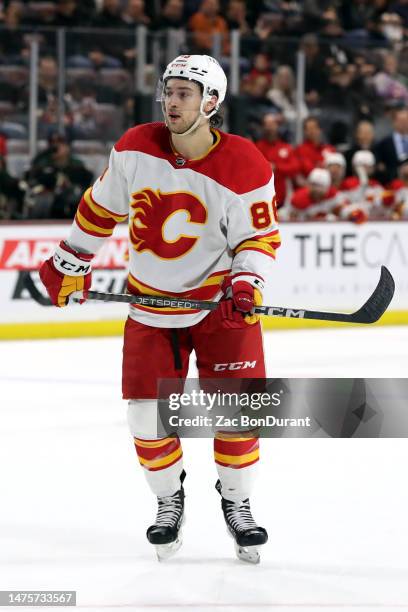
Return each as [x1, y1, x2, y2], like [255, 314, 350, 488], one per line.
[352, 266, 395, 323]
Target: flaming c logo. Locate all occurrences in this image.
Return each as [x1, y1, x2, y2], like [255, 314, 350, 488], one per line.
[129, 188, 208, 259]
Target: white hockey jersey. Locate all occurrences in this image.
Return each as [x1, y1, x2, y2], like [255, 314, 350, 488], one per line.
[68, 122, 281, 327]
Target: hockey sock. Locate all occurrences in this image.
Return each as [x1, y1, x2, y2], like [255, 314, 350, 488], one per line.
[133, 436, 184, 497]
[214, 432, 259, 502]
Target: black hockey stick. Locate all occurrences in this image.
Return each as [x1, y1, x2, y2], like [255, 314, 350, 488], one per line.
[23, 266, 395, 324]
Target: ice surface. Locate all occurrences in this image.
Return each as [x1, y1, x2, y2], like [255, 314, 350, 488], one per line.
[0, 327, 407, 611]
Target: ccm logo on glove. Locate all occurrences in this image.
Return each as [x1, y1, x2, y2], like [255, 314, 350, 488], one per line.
[39, 241, 93, 307]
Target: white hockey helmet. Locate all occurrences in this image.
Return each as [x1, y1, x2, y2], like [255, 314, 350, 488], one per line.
[324, 152, 346, 167]
[160, 54, 227, 135]
[308, 168, 331, 189]
[352, 150, 375, 167]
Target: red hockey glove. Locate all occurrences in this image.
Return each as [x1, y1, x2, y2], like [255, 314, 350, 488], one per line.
[39, 241, 93, 307]
[220, 276, 263, 327]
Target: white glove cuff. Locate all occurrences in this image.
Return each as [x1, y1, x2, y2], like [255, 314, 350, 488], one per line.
[231, 273, 264, 292]
[53, 243, 92, 277]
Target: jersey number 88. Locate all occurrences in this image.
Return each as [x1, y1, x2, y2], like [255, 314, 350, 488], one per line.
[250, 197, 277, 230]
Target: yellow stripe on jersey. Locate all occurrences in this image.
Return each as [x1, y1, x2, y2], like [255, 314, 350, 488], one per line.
[235, 230, 281, 258]
[84, 188, 128, 223]
[76, 210, 114, 236]
[201, 272, 226, 287]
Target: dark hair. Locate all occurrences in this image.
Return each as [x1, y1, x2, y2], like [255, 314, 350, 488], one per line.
[210, 108, 224, 128]
[192, 79, 224, 127]
[303, 116, 320, 128]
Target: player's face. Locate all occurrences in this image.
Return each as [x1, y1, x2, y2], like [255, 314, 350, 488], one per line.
[163, 79, 204, 134]
[310, 184, 327, 199]
[328, 163, 344, 183]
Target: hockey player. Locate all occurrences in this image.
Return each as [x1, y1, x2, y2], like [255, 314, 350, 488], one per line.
[38, 55, 281, 564]
[289, 168, 341, 221]
[324, 152, 346, 189]
[338, 150, 387, 222]
[255, 112, 300, 207]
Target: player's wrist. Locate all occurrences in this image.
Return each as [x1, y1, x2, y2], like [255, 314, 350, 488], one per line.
[53, 241, 94, 277]
[231, 273, 264, 293]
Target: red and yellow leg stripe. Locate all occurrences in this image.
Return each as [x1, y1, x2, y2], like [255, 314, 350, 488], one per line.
[214, 432, 259, 469]
[134, 436, 183, 471]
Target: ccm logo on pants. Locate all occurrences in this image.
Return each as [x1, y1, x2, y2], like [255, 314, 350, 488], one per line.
[214, 361, 257, 371]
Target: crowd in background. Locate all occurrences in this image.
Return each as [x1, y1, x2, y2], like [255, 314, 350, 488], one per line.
[0, 0, 408, 221]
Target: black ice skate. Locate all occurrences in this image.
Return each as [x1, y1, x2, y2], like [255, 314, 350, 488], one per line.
[147, 470, 186, 561]
[215, 479, 268, 564]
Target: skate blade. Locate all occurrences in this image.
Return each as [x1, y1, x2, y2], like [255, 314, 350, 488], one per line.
[155, 534, 183, 561]
[154, 515, 185, 562]
[234, 541, 260, 564]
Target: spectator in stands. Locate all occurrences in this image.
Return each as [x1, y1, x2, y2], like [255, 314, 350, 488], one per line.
[295, 116, 335, 180]
[390, 0, 408, 26]
[298, 33, 329, 108]
[37, 55, 58, 103]
[0, 152, 25, 219]
[324, 152, 346, 188]
[267, 65, 308, 125]
[118, 0, 151, 66]
[321, 61, 370, 127]
[25, 133, 93, 219]
[255, 112, 300, 207]
[378, 11, 405, 45]
[348, 52, 385, 119]
[375, 107, 408, 181]
[254, 12, 289, 64]
[320, 14, 345, 41]
[92, 0, 125, 28]
[241, 75, 282, 138]
[121, 0, 151, 26]
[18, 56, 59, 135]
[302, 0, 343, 31]
[69, 96, 102, 140]
[340, 0, 377, 32]
[189, 0, 229, 55]
[344, 120, 376, 175]
[53, 0, 83, 27]
[0, 153, 24, 219]
[0, 1, 28, 64]
[225, 0, 250, 35]
[241, 53, 273, 90]
[372, 50, 408, 105]
[154, 0, 185, 30]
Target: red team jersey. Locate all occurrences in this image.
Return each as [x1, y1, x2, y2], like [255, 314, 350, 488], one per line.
[294, 141, 335, 177]
[290, 185, 341, 219]
[67, 122, 281, 328]
[255, 139, 300, 207]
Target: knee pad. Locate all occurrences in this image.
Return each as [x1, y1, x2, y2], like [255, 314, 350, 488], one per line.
[127, 399, 171, 439]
